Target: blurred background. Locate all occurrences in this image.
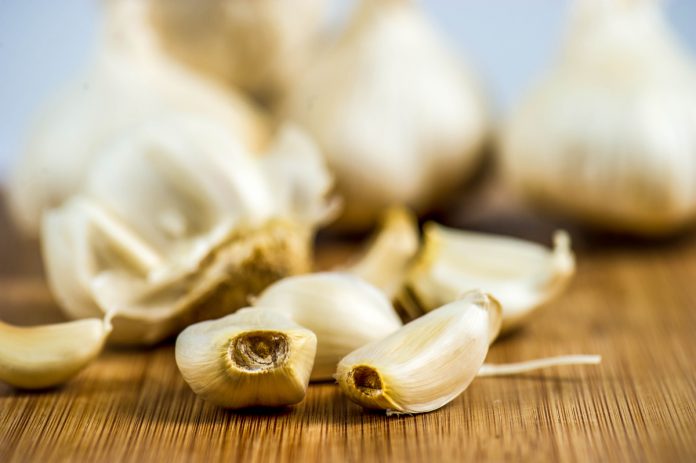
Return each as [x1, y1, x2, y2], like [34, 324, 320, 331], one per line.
[1, 0, 695, 181]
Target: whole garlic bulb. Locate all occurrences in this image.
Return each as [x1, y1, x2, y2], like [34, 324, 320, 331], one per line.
[8, 0, 267, 237]
[41, 115, 333, 346]
[149, 0, 327, 104]
[501, 0, 696, 235]
[287, 0, 489, 231]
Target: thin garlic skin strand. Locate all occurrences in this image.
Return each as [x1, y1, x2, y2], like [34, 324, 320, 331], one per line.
[477, 355, 601, 377]
[175, 308, 317, 409]
[0, 316, 112, 390]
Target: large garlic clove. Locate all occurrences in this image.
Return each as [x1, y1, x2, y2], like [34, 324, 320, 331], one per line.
[41, 115, 332, 346]
[253, 273, 403, 381]
[403, 223, 575, 334]
[335, 290, 501, 415]
[501, 0, 696, 235]
[0, 316, 112, 390]
[175, 308, 316, 409]
[287, 0, 489, 231]
[7, 0, 268, 237]
[149, 0, 327, 105]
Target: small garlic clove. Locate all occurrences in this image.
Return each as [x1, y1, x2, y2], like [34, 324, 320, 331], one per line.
[335, 290, 501, 415]
[253, 272, 403, 381]
[175, 308, 317, 409]
[403, 223, 575, 334]
[0, 316, 112, 390]
[345, 207, 420, 301]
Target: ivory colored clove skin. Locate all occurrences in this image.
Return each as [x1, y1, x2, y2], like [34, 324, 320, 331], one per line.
[0, 316, 112, 389]
[253, 273, 403, 381]
[335, 290, 502, 415]
[175, 308, 317, 409]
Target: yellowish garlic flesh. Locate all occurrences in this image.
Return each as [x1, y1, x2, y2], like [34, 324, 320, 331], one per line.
[501, 0, 696, 235]
[403, 223, 575, 333]
[175, 308, 316, 409]
[253, 272, 403, 381]
[335, 290, 501, 414]
[0, 316, 111, 390]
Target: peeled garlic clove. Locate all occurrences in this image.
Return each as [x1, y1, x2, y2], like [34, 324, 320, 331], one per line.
[0, 316, 111, 390]
[149, 0, 327, 105]
[253, 273, 403, 381]
[175, 308, 316, 409]
[345, 207, 420, 301]
[8, 0, 268, 236]
[287, 0, 489, 231]
[41, 115, 332, 345]
[403, 223, 575, 334]
[501, 0, 696, 235]
[335, 291, 501, 415]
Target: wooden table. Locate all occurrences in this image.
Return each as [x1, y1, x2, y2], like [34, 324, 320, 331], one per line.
[1, 183, 695, 463]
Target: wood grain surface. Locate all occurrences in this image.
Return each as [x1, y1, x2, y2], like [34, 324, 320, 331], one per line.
[1, 182, 695, 463]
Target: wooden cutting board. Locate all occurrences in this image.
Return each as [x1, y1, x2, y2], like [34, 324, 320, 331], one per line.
[1, 181, 695, 463]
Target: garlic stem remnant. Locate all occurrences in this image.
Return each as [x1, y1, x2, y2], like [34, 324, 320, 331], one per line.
[287, 0, 489, 231]
[253, 273, 403, 381]
[477, 355, 601, 377]
[335, 291, 501, 414]
[175, 308, 316, 409]
[41, 116, 334, 345]
[502, 0, 696, 235]
[403, 223, 575, 334]
[346, 207, 420, 300]
[0, 316, 112, 389]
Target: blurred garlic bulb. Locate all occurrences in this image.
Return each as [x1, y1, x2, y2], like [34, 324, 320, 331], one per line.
[253, 273, 402, 381]
[42, 115, 333, 346]
[149, 0, 327, 104]
[287, 0, 489, 231]
[401, 224, 575, 333]
[502, 0, 696, 235]
[8, 0, 267, 237]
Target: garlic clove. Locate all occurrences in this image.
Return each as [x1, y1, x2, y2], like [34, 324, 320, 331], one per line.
[345, 207, 420, 301]
[175, 308, 316, 409]
[0, 316, 112, 390]
[403, 223, 575, 334]
[335, 290, 501, 415]
[253, 272, 403, 381]
[501, 0, 696, 235]
[286, 0, 489, 231]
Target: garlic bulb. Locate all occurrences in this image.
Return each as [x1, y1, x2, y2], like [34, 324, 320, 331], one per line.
[402, 223, 575, 333]
[8, 0, 267, 237]
[501, 0, 696, 235]
[335, 290, 501, 415]
[175, 308, 317, 409]
[253, 272, 403, 381]
[287, 0, 489, 230]
[149, 0, 326, 105]
[42, 115, 333, 346]
[0, 316, 112, 390]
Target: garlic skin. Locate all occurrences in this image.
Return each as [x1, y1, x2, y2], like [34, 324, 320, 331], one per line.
[0, 316, 111, 390]
[287, 0, 489, 230]
[41, 115, 333, 346]
[335, 290, 501, 415]
[175, 308, 317, 409]
[403, 223, 575, 333]
[253, 273, 403, 381]
[8, 0, 267, 237]
[501, 0, 696, 235]
[149, 0, 326, 105]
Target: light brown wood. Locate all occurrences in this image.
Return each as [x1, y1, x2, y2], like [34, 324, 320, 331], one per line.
[1, 186, 695, 463]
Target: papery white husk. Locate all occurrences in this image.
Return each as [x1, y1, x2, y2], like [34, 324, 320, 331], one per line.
[41, 115, 333, 345]
[287, 0, 489, 231]
[403, 223, 575, 333]
[501, 0, 696, 235]
[253, 272, 403, 381]
[8, 0, 268, 236]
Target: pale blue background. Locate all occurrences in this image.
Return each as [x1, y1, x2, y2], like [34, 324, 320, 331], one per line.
[1, 0, 695, 180]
